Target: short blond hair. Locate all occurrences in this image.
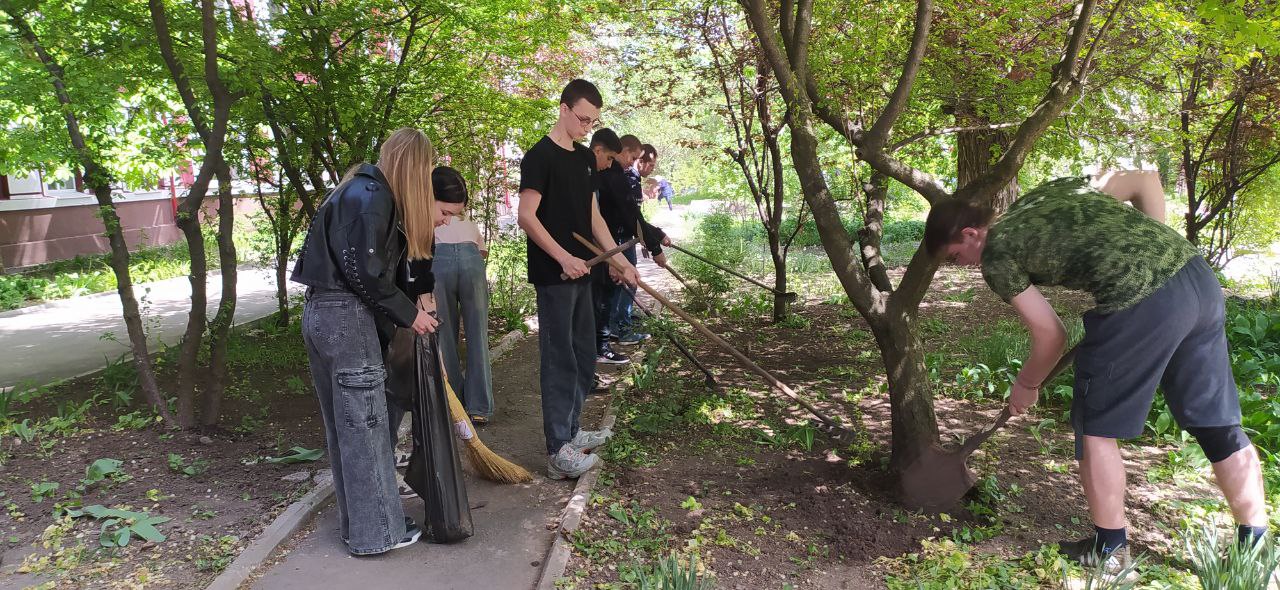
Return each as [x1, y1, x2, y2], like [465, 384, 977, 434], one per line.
[378, 128, 436, 260]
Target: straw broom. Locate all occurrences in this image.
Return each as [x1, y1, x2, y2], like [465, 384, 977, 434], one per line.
[436, 352, 533, 484]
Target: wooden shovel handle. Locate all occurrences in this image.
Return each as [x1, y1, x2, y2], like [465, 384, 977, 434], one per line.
[957, 344, 1080, 456]
[573, 233, 848, 435]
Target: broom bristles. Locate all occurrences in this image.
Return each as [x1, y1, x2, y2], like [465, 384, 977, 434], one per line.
[441, 372, 534, 484]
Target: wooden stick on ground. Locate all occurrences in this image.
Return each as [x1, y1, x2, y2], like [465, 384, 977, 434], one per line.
[574, 233, 848, 435]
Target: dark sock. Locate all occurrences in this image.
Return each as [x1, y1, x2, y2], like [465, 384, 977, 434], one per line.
[1094, 526, 1127, 554]
[1238, 524, 1267, 547]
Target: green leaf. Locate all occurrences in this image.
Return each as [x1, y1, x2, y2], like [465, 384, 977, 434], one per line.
[130, 521, 166, 543]
[264, 446, 323, 464]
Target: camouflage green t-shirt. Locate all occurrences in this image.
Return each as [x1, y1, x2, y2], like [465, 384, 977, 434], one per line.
[981, 176, 1197, 313]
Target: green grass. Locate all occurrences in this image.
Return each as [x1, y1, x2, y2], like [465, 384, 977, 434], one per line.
[0, 224, 267, 311]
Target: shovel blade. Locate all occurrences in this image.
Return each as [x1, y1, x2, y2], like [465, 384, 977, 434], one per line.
[899, 445, 979, 512]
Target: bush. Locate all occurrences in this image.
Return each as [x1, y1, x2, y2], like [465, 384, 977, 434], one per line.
[882, 219, 925, 243]
[487, 236, 535, 334]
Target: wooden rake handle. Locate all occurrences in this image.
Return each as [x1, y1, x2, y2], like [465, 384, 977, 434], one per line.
[573, 233, 848, 435]
[559, 236, 640, 280]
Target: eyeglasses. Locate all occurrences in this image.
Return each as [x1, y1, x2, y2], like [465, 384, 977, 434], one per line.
[570, 106, 601, 129]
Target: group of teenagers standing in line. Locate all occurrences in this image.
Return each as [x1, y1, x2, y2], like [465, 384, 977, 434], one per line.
[289, 78, 670, 555]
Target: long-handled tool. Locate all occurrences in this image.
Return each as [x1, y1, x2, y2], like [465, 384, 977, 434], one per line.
[667, 243, 798, 302]
[621, 287, 717, 387]
[560, 236, 639, 280]
[576, 233, 848, 436]
[899, 345, 1079, 511]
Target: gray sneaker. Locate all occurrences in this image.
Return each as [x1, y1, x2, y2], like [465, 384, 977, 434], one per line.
[1059, 537, 1136, 581]
[547, 445, 601, 480]
[569, 428, 613, 453]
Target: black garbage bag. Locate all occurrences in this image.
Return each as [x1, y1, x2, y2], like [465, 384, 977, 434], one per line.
[402, 332, 473, 543]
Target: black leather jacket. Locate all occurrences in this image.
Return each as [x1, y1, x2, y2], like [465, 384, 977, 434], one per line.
[291, 164, 433, 345]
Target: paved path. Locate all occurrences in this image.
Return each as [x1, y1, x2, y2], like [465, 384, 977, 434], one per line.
[253, 208, 693, 590]
[0, 267, 302, 391]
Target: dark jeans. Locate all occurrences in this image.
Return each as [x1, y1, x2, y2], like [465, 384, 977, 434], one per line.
[302, 290, 407, 554]
[434, 242, 494, 417]
[536, 280, 595, 454]
[608, 243, 639, 336]
[594, 241, 639, 352]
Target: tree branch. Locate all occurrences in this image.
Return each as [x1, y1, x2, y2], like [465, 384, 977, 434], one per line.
[863, 0, 933, 149]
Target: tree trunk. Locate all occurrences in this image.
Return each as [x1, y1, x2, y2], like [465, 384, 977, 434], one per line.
[858, 172, 893, 292]
[173, 192, 208, 427]
[871, 307, 940, 470]
[202, 164, 238, 427]
[88, 167, 175, 424]
[955, 108, 1019, 211]
[768, 229, 788, 323]
[275, 240, 291, 326]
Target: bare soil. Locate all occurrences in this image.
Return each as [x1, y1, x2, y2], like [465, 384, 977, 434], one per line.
[563, 267, 1214, 588]
[1, 320, 324, 589]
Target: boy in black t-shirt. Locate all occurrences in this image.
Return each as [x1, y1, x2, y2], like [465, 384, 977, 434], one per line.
[517, 79, 638, 480]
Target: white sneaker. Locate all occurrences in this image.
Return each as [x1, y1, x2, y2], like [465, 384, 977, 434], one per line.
[568, 428, 613, 453]
[547, 445, 602, 480]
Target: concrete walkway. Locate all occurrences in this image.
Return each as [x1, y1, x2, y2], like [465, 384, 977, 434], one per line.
[252, 209, 694, 590]
[251, 330, 594, 590]
[0, 267, 302, 391]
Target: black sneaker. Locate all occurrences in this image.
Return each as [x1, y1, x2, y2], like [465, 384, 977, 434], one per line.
[596, 348, 630, 365]
[395, 451, 411, 470]
[615, 332, 651, 345]
[591, 374, 610, 394]
[398, 482, 418, 499]
[391, 518, 423, 550]
[1059, 536, 1134, 578]
[349, 518, 421, 554]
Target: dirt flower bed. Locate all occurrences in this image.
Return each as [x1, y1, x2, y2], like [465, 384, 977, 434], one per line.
[1, 319, 327, 589]
[561, 269, 1226, 589]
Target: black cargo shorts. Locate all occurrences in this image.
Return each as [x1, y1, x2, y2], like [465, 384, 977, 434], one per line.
[1071, 255, 1241, 458]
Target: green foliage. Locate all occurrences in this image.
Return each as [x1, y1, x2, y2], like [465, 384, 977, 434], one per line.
[194, 535, 241, 573]
[0, 235, 233, 311]
[81, 458, 124, 487]
[67, 504, 171, 548]
[30, 481, 59, 503]
[166, 454, 209, 477]
[264, 446, 323, 465]
[487, 237, 535, 334]
[631, 553, 715, 590]
[882, 540, 1067, 589]
[1185, 522, 1280, 590]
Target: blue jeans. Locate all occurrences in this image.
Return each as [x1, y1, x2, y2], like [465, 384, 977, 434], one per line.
[302, 290, 407, 555]
[608, 243, 639, 336]
[434, 243, 494, 418]
[536, 280, 595, 454]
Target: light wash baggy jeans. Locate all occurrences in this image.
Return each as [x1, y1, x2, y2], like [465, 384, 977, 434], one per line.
[433, 242, 494, 417]
[302, 290, 407, 555]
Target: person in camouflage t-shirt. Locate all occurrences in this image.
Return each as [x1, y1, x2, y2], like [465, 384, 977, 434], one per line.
[924, 171, 1266, 572]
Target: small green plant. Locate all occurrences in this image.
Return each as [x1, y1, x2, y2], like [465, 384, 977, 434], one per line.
[30, 481, 59, 503]
[1185, 521, 1280, 590]
[265, 446, 323, 464]
[285, 375, 307, 396]
[680, 496, 703, 512]
[67, 504, 171, 547]
[113, 410, 156, 431]
[167, 454, 210, 477]
[9, 419, 37, 442]
[633, 552, 715, 590]
[194, 535, 241, 572]
[81, 458, 125, 487]
[1060, 552, 1145, 589]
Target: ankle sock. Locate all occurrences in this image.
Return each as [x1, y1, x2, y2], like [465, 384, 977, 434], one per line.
[1238, 524, 1268, 547]
[1094, 526, 1127, 554]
